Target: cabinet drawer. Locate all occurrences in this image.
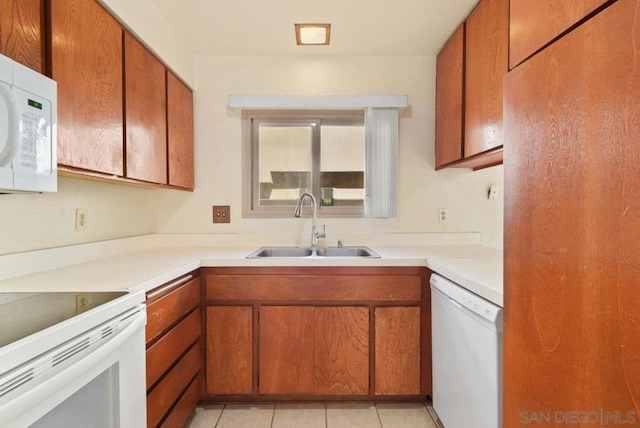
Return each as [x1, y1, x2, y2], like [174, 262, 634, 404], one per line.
[147, 342, 201, 428]
[146, 276, 200, 344]
[206, 274, 421, 302]
[146, 309, 201, 389]
[159, 373, 202, 428]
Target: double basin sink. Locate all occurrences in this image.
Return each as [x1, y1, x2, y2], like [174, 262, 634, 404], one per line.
[247, 246, 380, 258]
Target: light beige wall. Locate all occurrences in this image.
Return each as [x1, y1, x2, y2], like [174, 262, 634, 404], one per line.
[153, 55, 504, 249]
[0, 178, 155, 255]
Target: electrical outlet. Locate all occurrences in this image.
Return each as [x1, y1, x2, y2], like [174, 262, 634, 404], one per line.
[488, 185, 498, 200]
[213, 205, 230, 223]
[75, 208, 88, 231]
[438, 208, 448, 223]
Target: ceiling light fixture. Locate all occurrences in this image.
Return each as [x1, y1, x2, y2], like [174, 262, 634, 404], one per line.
[295, 23, 331, 46]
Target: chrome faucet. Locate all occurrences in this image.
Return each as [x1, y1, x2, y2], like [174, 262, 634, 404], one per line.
[294, 192, 326, 248]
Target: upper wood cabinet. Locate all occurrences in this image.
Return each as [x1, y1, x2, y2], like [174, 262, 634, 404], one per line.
[434, 0, 508, 171]
[0, 0, 44, 73]
[503, 0, 640, 424]
[124, 32, 167, 184]
[435, 25, 464, 168]
[509, 0, 609, 68]
[464, 0, 509, 158]
[50, 0, 124, 175]
[48, 0, 194, 190]
[167, 71, 195, 190]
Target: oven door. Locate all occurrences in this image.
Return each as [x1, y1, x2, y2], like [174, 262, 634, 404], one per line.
[0, 305, 146, 428]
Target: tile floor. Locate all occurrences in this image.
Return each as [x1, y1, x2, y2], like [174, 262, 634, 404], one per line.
[188, 402, 442, 428]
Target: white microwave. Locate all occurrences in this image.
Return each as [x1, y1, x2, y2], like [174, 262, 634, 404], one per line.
[0, 54, 57, 193]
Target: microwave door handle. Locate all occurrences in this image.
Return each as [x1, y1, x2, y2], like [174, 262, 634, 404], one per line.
[0, 82, 20, 166]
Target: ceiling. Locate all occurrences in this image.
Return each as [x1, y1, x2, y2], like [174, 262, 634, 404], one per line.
[151, 0, 479, 56]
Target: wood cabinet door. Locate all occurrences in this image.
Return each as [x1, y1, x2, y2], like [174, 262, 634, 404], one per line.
[0, 0, 43, 72]
[259, 306, 315, 394]
[206, 306, 253, 395]
[503, 0, 640, 424]
[464, 0, 508, 157]
[374, 307, 420, 395]
[124, 32, 167, 184]
[509, 0, 609, 68]
[315, 307, 369, 395]
[167, 71, 194, 189]
[50, 0, 124, 175]
[435, 25, 464, 168]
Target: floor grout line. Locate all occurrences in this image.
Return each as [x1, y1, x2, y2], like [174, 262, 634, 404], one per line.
[374, 403, 384, 428]
[213, 404, 225, 428]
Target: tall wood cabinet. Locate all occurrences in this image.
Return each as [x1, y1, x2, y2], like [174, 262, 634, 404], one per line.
[503, 0, 640, 425]
[50, 0, 124, 175]
[0, 0, 44, 72]
[509, 0, 609, 68]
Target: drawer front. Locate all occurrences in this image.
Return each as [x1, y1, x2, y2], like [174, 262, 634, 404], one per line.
[146, 309, 201, 389]
[146, 276, 200, 344]
[206, 274, 421, 302]
[147, 342, 201, 428]
[159, 373, 202, 428]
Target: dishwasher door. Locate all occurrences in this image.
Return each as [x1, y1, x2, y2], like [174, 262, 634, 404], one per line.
[430, 274, 503, 428]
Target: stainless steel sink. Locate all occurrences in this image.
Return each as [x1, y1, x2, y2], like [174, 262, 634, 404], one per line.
[247, 247, 313, 258]
[315, 247, 380, 258]
[246, 246, 380, 258]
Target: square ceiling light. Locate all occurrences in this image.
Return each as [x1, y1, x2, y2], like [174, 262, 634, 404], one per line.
[295, 24, 331, 45]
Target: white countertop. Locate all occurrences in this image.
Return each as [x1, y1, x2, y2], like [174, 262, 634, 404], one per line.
[0, 236, 503, 306]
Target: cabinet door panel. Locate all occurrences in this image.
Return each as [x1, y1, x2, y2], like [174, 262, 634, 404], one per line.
[435, 25, 464, 168]
[375, 307, 420, 395]
[259, 306, 315, 394]
[315, 307, 369, 395]
[464, 0, 508, 157]
[509, 0, 609, 68]
[0, 0, 43, 72]
[167, 71, 194, 189]
[50, 0, 123, 175]
[125, 32, 167, 184]
[206, 306, 253, 395]
[504, 0, 640, 424]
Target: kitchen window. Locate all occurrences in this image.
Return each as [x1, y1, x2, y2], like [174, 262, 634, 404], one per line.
[243, 110, 366, 217]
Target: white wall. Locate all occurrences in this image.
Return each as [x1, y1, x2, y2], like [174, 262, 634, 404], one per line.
[153, 55, 504, 249]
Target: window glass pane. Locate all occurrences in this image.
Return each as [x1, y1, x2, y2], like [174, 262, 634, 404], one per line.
[320, 125, 365, 207]
[258, 124, 312, 206]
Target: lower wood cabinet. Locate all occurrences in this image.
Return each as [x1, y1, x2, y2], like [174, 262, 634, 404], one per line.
[146, 272, 202, 427]
[205, 306, 253, 395]
[203, 267, 431, 401]
[375, 307, 421, 395]
[259, 305, 369, 395]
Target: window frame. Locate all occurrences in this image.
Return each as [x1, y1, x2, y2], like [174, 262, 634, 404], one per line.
[242, 109, 366, 218]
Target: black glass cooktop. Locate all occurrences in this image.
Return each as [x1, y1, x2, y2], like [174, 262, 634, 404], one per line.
[0, 291, 127, 347]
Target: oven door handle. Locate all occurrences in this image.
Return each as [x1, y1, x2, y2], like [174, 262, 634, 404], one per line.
[0, 307, 146, 428]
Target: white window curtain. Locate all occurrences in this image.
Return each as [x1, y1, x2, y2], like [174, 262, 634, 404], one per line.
[365, 107, 398, 218]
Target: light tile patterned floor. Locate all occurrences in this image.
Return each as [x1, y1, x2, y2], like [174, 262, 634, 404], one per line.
[188, 402, 440, 428]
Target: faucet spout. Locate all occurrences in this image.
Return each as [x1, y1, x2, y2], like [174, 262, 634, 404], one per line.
[294, 192, 322, 248]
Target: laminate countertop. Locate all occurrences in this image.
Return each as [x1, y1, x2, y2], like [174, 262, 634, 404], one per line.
[0, 241, 503, 306]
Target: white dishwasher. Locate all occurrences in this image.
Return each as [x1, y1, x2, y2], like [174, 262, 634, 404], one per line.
[430, 273, 503, 428]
